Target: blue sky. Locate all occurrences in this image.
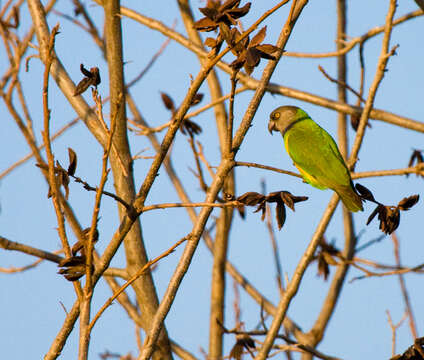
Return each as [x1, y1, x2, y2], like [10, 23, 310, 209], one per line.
[1, 1, 423, 359]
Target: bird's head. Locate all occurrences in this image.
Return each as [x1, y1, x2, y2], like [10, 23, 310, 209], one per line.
[268, 106, 308, 135]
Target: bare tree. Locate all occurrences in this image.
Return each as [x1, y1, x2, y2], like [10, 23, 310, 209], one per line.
[1, 0, 423, 359]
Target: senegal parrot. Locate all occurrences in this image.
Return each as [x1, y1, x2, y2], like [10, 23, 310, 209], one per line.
[268, 105, 363, 212]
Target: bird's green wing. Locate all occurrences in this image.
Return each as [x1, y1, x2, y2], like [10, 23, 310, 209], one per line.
[284, 119, 352, 190]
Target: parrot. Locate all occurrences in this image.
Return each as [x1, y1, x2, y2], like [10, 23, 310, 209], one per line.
[268, 105, 363, 212]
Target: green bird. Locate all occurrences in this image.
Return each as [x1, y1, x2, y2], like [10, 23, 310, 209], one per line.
[268, 105, 363, 212]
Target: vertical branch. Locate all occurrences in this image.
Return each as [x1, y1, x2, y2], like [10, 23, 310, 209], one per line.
[266, 203, 284, 293]
[175, 2, 236, 357]
[262, 180, 284, 293]
[78, 91, 116, 360]
[42, 24, 72, 258]
[387, 310, 407, 357]
[226, 70, 238, 156]
[188, 135, 208, 192]
[255, 194, 339, 360]
[356, 42, 365, 108]
[336, 0, 348, 160]
[300, 2, 398, 355]
[102, 0, 173, 358]
[42, 24, 84, 355]
[208, 69, 238, 360]
[348, 0, 398, 168]
[302, 2, 357, 356]
[391, 233, 418, 339]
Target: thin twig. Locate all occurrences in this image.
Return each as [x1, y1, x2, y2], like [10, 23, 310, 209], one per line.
[235, 161, 302, 179]
[283, 10, 423, 58]
[348, 0, 399, 169]
[349, 261, 424, 281]
[356, 42, 366, 109]
[0, 236, 62, 263]
[71, 174, 132, 210]
[318, 65, 365, 103]
[352, 166, 424, 178]
[41, 24, 74, 263]
[261, 180, 284, 293]
[141, 201, 240, 213]
[386, 310, 407, 356]
[391, 233, 418, 339]
[188, 134, 209, 192]
[78, 90, 118, 355]
[227, 70, 238, 155]
[196, 141, 216, 178]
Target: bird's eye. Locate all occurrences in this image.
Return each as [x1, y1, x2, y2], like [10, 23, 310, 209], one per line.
[273, 112, 280, 119]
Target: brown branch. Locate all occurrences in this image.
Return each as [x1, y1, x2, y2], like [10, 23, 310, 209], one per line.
[262, 180, 284, 293]
[348, 0, 398, 169]
[256, 193, 340, 359]
[79, 90, 117, 358]
[42, 24, 73, 260]
[349, 261, 424, 281]
[351, 256, 424, 273]
[271, 343, 343, 360]
[186, 86, 248, 120]
[197, 141, 216, 178]
[0, 257, 45, 273]
[304, 109, 353, 351]
[170, 340, 199, 360]
[283, 9, 423, 58]
[27, 0, 108, 147]
[352, 165, 424, 178]
[235, 161, 302, 179]
[318, 64, 365, 103]
[391, 233, 418, 339]
[386, 310, 407, 357]
[130, 86, 248, 136]
[188, 135, 209, 193]
[222, 327, 342, 359]
[302, 3, 357, 356]
[0, 236, 63, 263]
[266, 201, 284, 293]
[55, 0, 105, 53]
[71, 174, 132, 210]
[170, 11, 236, 354]
[141, 201, 240, 213]
[356, 42, 366, 110]
[227, 70, 238, 155]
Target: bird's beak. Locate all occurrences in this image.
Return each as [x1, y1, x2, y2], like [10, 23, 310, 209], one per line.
[268, 120, 275, 134]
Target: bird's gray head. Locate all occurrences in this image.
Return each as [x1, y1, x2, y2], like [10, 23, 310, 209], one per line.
[268, 105, 309, 135]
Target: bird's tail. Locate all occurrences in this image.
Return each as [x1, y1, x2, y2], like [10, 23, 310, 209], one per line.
[335, 185, 363, 212]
